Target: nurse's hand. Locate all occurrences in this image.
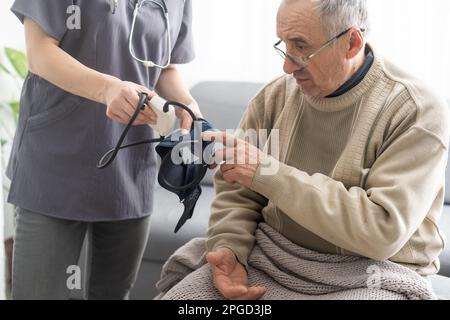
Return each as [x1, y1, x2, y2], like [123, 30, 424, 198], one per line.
[176, 101, 203, 135]
[104, 80, 158, 126]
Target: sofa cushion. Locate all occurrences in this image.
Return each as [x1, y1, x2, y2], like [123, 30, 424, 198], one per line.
[190, 81, 264, 128]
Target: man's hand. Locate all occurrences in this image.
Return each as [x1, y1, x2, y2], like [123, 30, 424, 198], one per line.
[207, 248, 266, 300]
[104, 80, 158, 126]
[203, 132, 264, 188]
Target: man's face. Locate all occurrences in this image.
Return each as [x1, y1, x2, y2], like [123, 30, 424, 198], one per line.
[276, 0, 349, 97]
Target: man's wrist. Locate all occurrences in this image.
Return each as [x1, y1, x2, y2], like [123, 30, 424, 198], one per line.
[215, 246, 249, 272]
[250, 155, 283, 199]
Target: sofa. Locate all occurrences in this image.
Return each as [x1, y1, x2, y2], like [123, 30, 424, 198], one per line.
[127, 82, 450, 300]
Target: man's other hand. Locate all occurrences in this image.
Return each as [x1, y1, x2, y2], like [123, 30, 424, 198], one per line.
[206, 247, 266, 300]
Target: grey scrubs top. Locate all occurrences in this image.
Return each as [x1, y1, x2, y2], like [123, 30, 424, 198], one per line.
[6, 0, 195, 221]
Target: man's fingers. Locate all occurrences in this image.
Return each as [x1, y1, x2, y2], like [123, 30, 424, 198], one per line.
[213, 147, 235, 165]
[221, 286, 250, 300]
[214, 275, 248, 299]
[233, 287, 267, 301]
[203, 131, 238, 147]
[222, 170, 239, 185]
[220, 163, 235, 173]
[214, 276, 266, 300]
[211, 142, 255, 166]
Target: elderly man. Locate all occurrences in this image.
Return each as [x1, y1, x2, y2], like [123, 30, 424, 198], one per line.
[158, 0, 449, 300]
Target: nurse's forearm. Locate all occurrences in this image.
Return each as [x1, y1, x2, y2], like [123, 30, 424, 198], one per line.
[156, 65, 196, 106]
[24, 17, 117, 104]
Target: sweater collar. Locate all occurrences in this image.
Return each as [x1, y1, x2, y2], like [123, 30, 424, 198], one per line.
[327, 46, 374, 98]
[304, 44, 384, 113]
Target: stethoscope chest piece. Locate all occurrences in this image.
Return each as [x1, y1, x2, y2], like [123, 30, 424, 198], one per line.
[109, 0, 118, 14]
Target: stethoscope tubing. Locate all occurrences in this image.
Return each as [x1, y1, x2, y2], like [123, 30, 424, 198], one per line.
[110, 0, 171, 68]
[97, 93, 198, 170]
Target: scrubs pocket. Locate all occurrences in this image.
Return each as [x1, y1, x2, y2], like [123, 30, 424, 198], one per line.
[25, 97, 82, 133]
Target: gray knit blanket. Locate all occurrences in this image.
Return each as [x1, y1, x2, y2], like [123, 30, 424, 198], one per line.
[156, 223, 436, 300]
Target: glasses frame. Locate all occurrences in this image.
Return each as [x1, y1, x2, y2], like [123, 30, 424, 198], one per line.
[274, 27, 365, 67]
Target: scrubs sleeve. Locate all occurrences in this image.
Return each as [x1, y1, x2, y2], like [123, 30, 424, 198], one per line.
[170, 0, 195, 64]
[11, 0, 74, 42]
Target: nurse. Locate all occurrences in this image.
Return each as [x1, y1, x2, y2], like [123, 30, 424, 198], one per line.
[7, 0, 201, 299]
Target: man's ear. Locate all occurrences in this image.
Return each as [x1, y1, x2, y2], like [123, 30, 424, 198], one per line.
[346, 28, 365, 59]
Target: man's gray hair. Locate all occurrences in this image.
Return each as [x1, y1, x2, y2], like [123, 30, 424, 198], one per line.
[313, 0, 370, 38]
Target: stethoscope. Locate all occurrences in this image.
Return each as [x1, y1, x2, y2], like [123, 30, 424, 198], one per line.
[97, 92, 197, 169]
[109, 0, 172, 69]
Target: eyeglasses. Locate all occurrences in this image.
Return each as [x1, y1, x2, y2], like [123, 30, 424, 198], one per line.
[274, 27, 365, 67]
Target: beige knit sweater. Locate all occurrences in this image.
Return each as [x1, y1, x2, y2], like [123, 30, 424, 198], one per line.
[206, 49, 450, 276]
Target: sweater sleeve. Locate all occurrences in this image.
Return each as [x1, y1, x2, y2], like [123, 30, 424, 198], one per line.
[206, 100, 269, 268]
[250, 126, 448, 261]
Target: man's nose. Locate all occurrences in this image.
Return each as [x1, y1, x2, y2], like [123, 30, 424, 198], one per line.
[283, 56, 302, 75]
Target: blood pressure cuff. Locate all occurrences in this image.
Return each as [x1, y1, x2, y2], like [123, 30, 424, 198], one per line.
[155, 119, 220, 233]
